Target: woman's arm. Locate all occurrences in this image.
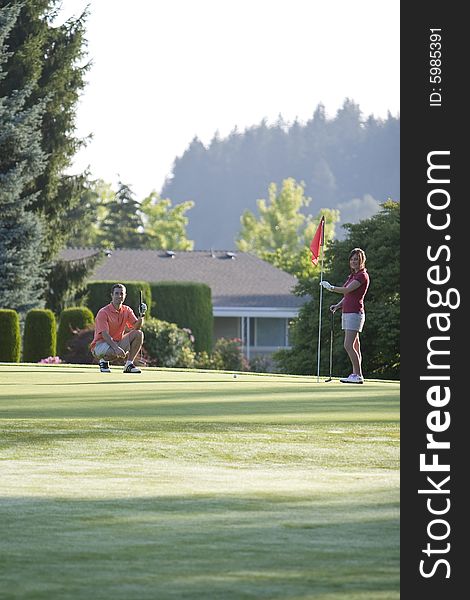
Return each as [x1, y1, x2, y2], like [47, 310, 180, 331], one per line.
[331, 280, 361, 295]
[330, 297, 344, 312]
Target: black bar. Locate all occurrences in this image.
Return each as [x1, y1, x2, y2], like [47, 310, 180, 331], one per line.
[401, 2, 465, 597]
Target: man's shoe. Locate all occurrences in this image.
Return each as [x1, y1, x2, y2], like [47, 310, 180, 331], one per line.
[99, 360, 111, 373]
[123, 362, 141, 373]
[340, 373, 364, 384]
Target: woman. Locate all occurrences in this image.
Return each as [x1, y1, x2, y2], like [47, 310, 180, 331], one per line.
[320, 248, 370, 384]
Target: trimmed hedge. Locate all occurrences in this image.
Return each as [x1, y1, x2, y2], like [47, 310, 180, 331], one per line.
[57, 306, 95, 358]
[0, 309, 21, 362]
[150, 281, 213, 353]
[23, 309, 57, 362]
[85, 281, 152, 317]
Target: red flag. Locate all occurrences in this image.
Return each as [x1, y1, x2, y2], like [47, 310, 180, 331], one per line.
[310, 216, 325, 265]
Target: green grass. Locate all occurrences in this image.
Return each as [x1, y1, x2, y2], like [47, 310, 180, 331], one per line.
[0, 364, 399, 600]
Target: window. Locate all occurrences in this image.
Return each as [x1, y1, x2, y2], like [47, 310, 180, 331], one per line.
[256, 318, 287, 347]
[213, 317, 239, 342]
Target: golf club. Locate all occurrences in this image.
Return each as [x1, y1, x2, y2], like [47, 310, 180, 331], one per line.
[325, 309, 334, 382]
[138, 289, 144, 366]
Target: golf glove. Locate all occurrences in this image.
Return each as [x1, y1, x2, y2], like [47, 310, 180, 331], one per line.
[320, 280, 334, 291]
[139, 302, 148, 316]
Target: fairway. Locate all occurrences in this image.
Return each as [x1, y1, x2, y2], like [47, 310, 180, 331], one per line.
[0, 364, 399, 600]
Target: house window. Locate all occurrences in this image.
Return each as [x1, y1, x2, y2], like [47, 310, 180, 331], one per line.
[213, 317, 240, 342]
[255, 318, 288, 347]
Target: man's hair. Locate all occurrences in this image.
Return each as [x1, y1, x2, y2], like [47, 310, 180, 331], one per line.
[111, 283, 126, 294]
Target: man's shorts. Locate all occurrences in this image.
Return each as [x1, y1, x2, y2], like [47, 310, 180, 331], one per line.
[92, 331, 133, 359]
[341, 312, 365, 333]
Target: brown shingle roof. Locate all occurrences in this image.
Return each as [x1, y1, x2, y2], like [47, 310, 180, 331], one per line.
[59, 249, 307, 309]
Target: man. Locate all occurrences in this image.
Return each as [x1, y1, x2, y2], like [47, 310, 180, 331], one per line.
[90, 283, 147, 373]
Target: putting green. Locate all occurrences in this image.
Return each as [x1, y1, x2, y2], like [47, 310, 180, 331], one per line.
[0, 364, 399, 600]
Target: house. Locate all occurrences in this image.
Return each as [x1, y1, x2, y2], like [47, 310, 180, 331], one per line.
[60, 249, 308, 360]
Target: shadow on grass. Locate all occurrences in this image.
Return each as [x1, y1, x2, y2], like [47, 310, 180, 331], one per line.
[0, 369, 88, 374]
[1, 394, 399, 421]
[0, 494, 399, 600]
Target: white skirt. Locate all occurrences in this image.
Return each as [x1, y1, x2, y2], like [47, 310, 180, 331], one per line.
[342, 312, 365, 332]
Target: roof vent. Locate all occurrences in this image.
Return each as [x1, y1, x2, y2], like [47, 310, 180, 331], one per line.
[165, 250, 175, 258]
[225, 252, 236, 259]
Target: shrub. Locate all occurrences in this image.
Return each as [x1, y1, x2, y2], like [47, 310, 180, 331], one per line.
[57, 306, 95, 358]
[212, 337, 249, 372]
[23, 309, 57, 362]
[0, 309, 21, 362]
[150, 282, 213, 353]
[86, 281, 151, 317]
[249, 355, 273, 373]
[193, 351, 224, 371]
[142, 317, 195, 368]
[61, 326, 95, 364]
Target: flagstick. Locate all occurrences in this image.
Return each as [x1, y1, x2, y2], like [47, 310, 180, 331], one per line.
[316, 242, 325, 382]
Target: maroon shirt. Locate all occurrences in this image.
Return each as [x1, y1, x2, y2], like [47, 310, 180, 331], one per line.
[342, 269, 370, 313]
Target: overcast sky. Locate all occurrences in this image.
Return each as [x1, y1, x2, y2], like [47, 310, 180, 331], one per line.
[58, 0, 400, 200]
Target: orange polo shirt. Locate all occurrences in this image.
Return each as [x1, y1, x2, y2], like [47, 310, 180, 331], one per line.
[90, 303, 139, 350]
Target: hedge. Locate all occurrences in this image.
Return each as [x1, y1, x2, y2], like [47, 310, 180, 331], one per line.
[85, 281, 152, 317]
[0, 309, 21, 362]
[23, 309, 57, 362]
[57, 306, 95, 359]
[150, 281, 213, 353]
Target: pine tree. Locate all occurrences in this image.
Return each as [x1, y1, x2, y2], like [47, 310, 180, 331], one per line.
[45, 251, 104, 315]
[0, 0, 90, 257]
[0, 4, 47, 312]
[63, 179, 116, 248]
[99, 182, 144, 249]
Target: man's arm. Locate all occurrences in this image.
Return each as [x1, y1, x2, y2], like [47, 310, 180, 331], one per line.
[102, 331, 126, 357]
[132, 317, 144, 330]
[131, 301, 147, 330]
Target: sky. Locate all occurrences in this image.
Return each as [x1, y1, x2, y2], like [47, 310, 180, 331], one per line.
[58, 0, 400, 200]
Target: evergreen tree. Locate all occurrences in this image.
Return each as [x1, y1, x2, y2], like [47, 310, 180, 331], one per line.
[64, 179, 116, 248]
[237, 178, 339, 280]
[45, 251, 104, 315]
[99, 181, 144, 249]
[0, 0, 90, 257]
[63, 180, 195, 251]
[0, 4, 47, 312]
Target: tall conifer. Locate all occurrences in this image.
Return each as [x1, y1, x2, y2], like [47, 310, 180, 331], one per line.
[0, 4, 47, 312]
[0, 0, 90, 257]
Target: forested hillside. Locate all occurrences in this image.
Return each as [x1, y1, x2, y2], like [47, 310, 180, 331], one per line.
[161, 99, 399, 248]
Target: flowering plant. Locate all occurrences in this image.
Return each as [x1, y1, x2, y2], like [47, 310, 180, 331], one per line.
[39, 356, 63, 364]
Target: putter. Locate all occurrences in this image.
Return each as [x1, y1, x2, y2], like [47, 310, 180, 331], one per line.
[138, 289, 144, 366]
[325, 309, 334, 382]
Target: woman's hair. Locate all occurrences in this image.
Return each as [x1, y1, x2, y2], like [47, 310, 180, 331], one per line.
[348, 247, 367, 271]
